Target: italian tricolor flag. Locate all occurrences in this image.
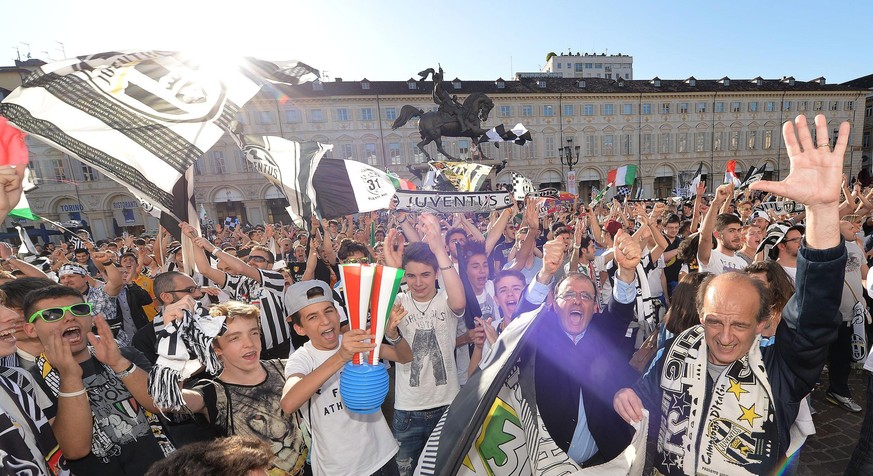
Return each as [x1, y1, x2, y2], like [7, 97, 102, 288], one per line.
[607, 165, 637, 187]
[386, 171, 417, 191]
[724, 160, 741, 187]
[9, 193, 37, 220]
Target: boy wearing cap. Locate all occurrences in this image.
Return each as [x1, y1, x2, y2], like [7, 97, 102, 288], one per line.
[281, 280, 411, 476]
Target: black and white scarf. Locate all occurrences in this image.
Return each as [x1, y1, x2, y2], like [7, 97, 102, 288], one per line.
[657, 326, 776, 475]
[148, 307, 225, 411]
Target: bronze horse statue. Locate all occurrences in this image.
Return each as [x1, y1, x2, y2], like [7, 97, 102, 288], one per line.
[391, 68, 494, 162]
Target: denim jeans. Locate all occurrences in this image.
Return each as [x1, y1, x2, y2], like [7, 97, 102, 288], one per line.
[845, 373, 873, 475]
[392, 406, 447, 476]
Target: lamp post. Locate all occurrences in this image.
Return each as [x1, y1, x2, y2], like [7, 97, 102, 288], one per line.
[559, 138, 581, 193]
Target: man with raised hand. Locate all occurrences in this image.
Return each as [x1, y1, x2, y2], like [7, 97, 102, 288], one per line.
[613, 114, 849, 476]
[697, 181, 748, 275]
[181, 222, 291, 360]
[509, 227, 641, 468]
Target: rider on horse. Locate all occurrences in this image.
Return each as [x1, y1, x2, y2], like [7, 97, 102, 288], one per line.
[421, 66, 472, 133]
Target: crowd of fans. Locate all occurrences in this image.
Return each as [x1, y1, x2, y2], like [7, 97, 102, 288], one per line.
[1, 114, 871, 475]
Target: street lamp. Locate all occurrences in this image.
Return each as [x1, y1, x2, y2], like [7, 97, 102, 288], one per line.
[559, 138, 581, 191]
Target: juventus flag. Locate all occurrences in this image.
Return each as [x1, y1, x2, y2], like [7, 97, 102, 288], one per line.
[479, 123, 532, 146]
[0, 51, 268, 225]
[738, 164, 765, 191]
[234, 135, 396, 228]
[511, 172, 535, 201]
[428, 161, 493, 192]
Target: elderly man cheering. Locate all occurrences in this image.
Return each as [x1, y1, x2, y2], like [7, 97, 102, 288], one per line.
[613, 114, 850, 475]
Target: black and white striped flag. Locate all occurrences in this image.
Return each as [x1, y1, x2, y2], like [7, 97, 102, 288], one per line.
[738, 164, 765, 191]
[479, 123, 532, 146]
[511, 172, 534, 201]
[0, 51, 269, 224]
[234, 135, 396, 229]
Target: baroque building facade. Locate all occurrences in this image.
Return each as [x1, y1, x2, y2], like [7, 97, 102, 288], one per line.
[1, 64, 867, 241]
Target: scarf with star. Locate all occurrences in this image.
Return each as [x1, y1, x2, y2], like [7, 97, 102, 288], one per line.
[656, 325, 776, 476]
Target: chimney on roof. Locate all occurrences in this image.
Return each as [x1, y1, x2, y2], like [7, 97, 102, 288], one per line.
[334, 78, 342, 82]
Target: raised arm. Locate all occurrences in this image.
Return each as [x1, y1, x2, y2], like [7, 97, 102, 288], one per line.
[180, 222, 229, 287]
[750, 114, 846, 250]
[419, 213, 465, 314]
[92, 250, 123, 297]
[483, 208, 513, 255]
[697, 183, 732, 266]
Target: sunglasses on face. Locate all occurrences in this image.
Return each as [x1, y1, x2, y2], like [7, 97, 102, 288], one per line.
[248, 256, 271, 263]
[167, 285, 202, 294]
[28, 302, 93, 323]
[343, 257, 370, 265]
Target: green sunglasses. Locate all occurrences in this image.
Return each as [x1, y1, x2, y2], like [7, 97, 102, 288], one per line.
[28, 303, 94, 323]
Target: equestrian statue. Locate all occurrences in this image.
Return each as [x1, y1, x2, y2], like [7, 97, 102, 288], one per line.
[391, 66, 494, 162]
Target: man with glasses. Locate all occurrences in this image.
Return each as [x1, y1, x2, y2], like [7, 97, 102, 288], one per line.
[132, 271, 206, 365]
[762, 224, 805, 282]
[509, 229, 642, 468]
[22, 285, 168, 474]
[182, 223, 292, 360]
[57, 253, 124, 341]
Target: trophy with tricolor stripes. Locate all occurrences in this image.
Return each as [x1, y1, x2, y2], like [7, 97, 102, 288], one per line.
[337, 263, 405, 414]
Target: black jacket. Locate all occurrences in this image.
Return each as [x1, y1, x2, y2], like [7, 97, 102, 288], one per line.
[517, 284, 638, 464]
[117, 282, 153, 332]
[633, 240, 847, 473]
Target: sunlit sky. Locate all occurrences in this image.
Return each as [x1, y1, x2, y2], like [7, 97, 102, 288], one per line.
[2, 0, 871, 83]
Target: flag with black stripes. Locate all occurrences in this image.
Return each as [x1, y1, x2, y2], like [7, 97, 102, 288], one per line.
[233, 135, 395, 229]
[738, 164, 765, 191]
[428, 161, 493, 192]
[479, 123, 532, 146]
[0, 51, 265, 223]
[511, 171, 534, 201]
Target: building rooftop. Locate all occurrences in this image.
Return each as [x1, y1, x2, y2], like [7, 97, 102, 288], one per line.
[271, 76, 863, 100]
[843, 73, 873, 89]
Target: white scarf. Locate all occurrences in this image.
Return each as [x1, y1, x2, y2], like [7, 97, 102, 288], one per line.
[657, 326, 777, 476]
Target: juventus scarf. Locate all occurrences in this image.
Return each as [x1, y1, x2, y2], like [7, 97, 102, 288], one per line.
[657, 326, 776, 475]
[148, 307, 225, 411]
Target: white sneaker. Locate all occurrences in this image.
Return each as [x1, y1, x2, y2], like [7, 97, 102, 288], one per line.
[826, 391, 862, 413]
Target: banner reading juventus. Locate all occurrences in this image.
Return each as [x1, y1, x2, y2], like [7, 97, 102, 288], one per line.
[392, 190, 513, 214]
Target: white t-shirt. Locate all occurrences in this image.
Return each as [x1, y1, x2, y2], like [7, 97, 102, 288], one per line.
[839, 241, 865, 321]
[284, 338, 398, 476]
[780, 264, 797, 283]
[646, 253, 666, 298]
[698, 247, 748, 275]
[456, 285, 496, 386]
[395, 291, 462, 410]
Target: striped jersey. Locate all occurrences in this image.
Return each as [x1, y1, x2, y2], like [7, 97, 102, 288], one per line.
[223, 269, 289, 351]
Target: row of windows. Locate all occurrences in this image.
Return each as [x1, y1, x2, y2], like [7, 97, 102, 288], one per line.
[501, 100, 855, 117]
[252, 99, 856, 125]
[555, 62, 632, 70]
[195, 129, 782, 172]
[30, 158, 100, 183]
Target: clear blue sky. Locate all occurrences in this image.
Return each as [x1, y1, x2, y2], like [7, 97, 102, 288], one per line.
[3, 0, 871, 83]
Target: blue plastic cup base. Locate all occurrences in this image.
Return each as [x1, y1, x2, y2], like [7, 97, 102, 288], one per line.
[340, 362, 389, 414]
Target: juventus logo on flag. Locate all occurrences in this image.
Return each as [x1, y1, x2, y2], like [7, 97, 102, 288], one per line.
[511, 172, 534, 201]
